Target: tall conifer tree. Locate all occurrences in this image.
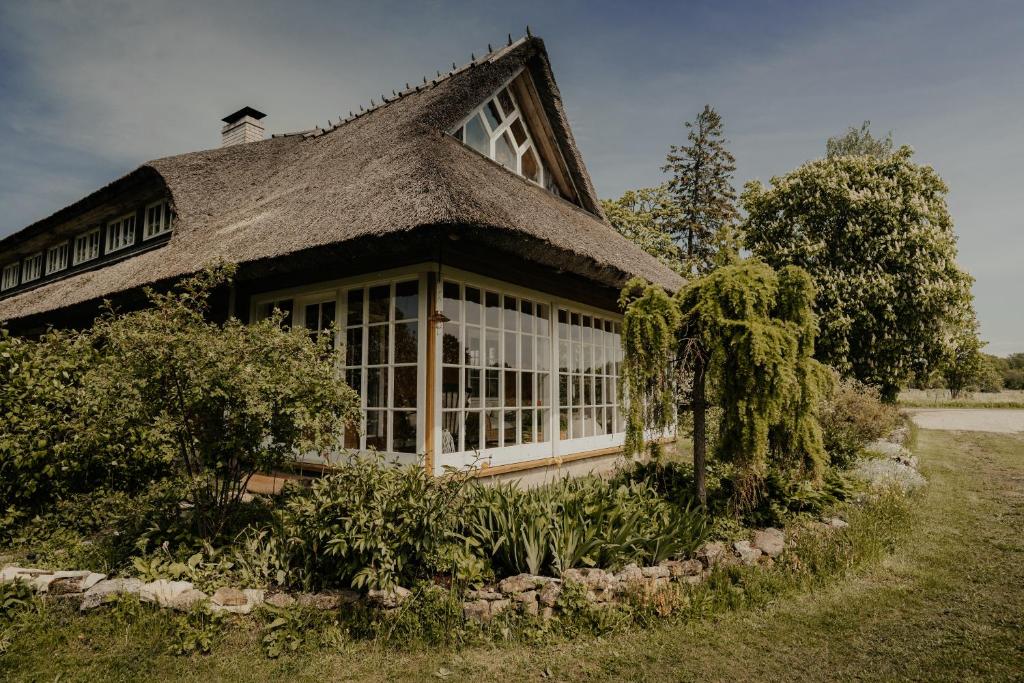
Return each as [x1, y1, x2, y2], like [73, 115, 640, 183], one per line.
[662, 105, 740, 276]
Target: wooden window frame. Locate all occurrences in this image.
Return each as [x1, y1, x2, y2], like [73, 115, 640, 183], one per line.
[46, 242, 69, 275]
[105, 212, 136, 254]
[21, 253, 43, 283]
[144, 201, 172, 240]
[1, 263, 19, 291]
[73, 228, 101, 265]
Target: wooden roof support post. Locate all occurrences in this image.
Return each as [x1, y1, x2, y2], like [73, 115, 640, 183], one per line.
[424, 272, 439, 475]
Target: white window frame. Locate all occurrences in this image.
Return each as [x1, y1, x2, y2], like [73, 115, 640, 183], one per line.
[73, 228, 101, 265]
[1, 263, 19, 291]
[46, 242, 69, 275]
[105, 212, 136, 254]
[21, 253, 43, 283]
[450, 71, 551, 189]
[144, 201, 172, 240]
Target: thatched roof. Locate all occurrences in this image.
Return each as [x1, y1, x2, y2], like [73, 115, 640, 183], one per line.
[0, 36, 682, 323]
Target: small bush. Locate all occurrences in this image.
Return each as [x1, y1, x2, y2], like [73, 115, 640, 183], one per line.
[820, 371, 900, 467]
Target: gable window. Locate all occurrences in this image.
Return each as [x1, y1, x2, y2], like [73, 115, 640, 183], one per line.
[46, 242, 69, 275]
[145, 201, 172, 239]
[1, 263, 19, 291]
[106, 213, 136, 253]
[74, 229, 101, 265]
[452, 84, 552, 190]
[21, 253, 43, 283]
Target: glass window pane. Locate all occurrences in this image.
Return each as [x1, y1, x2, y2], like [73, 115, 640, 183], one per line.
[510, 117, 527, 146]
[521, 371, 534, 406]
[395, 321, 418, 364]
[521, 410, 534, 444]
[442, 322, 461, 365]
[498, 89, 516, 119]
[520, 300, 534, 334]
[559, 373, 569, 407]
[559, 408, 569, 440]
[558, 341, 569, 373]
[393, 412, 416, 453]
[367, 368, 388, 408]
[345, 368, 362, 395]
[394, 280, 418, 320]
[369, 285, 390, 323]
[465, 411, 481, 451]
[504, 331, 517, 368]
[368, 325, 389, 365]
[485, 100, 503, 130]
[503, 296, 517, 330]
[465, 368, 481, 409]
[394, 366, 417, 408]
[442, 411, 461, 453]
[347, 289, 364, 326]
[485, 291, 501, 327]
[453, 126, 463, 142]
[485, 329, 500, 367]
[344, 423, 360, 450]
[465, 325, 482, 366]
[537, 303, 549, 328]
[322, 301, 336, 330]
[485, 410, 500, 449]
[441, 367, 460, 410]
[503, 410, 517, 446]
[538, 408, 549, 443]
[464, 286, 481, 325]
[504, 370, 518, 407]
[537, 339, 550, 372]
[345, 328, 363, 366]
[465, 114, 488, 155]
[443, 281, 460, 321]
[537, 373, 549, 407]
[485, 369, 500, 407]
[572, 408, 583, 439]
[521, 146, 541, 183]
[304, 304, 319, 332]
[521, 335, 533, 370]
[366, 411, 387, 451]
[494, 131, 516, 171]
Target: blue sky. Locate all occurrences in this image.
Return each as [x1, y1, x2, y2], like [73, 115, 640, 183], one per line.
[1, 0, 1021, 353]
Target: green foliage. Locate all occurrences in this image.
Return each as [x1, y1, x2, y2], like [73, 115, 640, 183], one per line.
[0, 265, 360, 538]
[819, 371, 900, 468]
[940, 313, 987, 398]
[742, 146, 976, 400]
[171, 607, 226, 656]
[0, 580, 34, 622]
[826, 121, 894, 159]
[270, 454, 474, 591]
[601, 185, 686, 273]
[463, 476, 708, 576]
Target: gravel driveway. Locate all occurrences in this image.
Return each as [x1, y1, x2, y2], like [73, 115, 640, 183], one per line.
[907, 408, 1024, 433]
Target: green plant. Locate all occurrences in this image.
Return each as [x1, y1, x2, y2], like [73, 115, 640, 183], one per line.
[271, 454, 474, 591]
[819, 371, 900, 468]
[0, 580, 34, 622]
[171, 607, 226, 656]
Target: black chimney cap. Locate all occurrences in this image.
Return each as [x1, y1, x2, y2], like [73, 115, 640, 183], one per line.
[221, 106, 266, 124]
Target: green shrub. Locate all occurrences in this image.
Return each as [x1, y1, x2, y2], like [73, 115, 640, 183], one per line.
[464, 476, 707, 577]
[270, 454, 474, 591]
[819, 371, 900, 468]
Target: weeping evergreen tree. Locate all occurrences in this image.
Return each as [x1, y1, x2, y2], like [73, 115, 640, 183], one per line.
[620, 260, 829, 508]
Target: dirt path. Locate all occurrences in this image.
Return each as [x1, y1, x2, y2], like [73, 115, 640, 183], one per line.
[906, 407, 1024, 433]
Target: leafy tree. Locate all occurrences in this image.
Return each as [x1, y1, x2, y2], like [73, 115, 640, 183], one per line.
[662, 105, 741, 275]
[620, 260, 829, 507]
[602, 185, 685, 273]
[941, 319, 987, 398]
[826, 120, 894, 159]
[1, 266, 361, 537]
[742, 146, 975, 401]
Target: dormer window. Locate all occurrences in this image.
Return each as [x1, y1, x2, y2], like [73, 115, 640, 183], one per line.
[452, 84, 552, 190]
[106, 213, 136, 253]
[22, 253, 43, 283]
[46, 242, 69, 275]
[74, 228, 101, 265]
[1, 263, 18, 291]
[145, 201, 173, 239]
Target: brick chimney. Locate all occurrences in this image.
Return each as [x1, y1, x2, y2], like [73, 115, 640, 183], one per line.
[221, 106, 266, 147]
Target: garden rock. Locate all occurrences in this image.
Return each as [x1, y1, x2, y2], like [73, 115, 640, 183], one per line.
[140, 580, 194, 607]
[514, 590, 539, 616]
[641, 565, 670, 580]
[562, 568, 615, 590]
[265, 592, 296, 608]
[498, 573, 544, 594]
[466, 589, 502, 601]
[1, 566, 51, 583]
[211, 587, 247, 607]
[462, 600, 490, 623]
[697, 542, 729, 568]
[368, 586, 411, 609]
[170, 589, 208, 612]
[751, 528, 785, 558]
[866, 440, 918, 467]
[80, 578, 144, 611]
[538, 582, 561, 607]
[824, 517, 849, 529]
[490, 598, 511, 616]
[295, 592, 356, 610]
[615, 564, 644, 584]
[733, 540, 763, 565]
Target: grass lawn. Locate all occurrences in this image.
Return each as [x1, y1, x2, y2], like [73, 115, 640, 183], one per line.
[2, 428, 1023, 681]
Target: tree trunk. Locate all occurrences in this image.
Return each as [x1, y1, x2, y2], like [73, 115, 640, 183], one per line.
[692, 352, 708, 506]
